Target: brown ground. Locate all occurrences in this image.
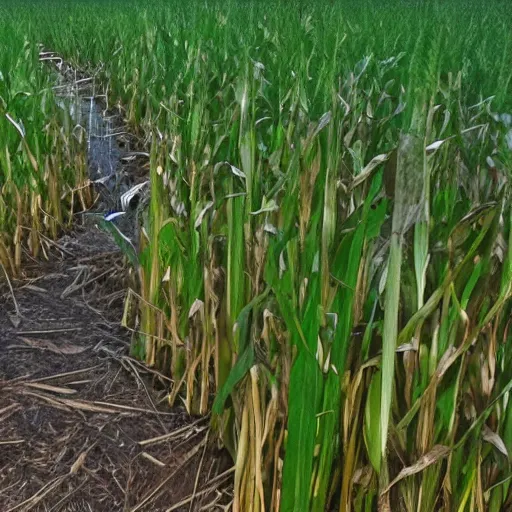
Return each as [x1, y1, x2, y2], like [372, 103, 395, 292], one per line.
[0, 225, 232, 511]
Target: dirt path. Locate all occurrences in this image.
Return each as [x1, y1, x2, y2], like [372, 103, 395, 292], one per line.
[0, 225, 230, 511]
[0, 54, 231, 512]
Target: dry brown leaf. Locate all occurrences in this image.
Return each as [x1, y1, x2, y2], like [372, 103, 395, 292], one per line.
[23, 285, 48, 293]
[93, 400, 175, 415]
[352, 465, 373, 488]
[24, 382, 77, 395]
[0, 439, 25, 446]
[433, 346, 457, 381]
[381, 445, 450, 495]
[139, 416, 207, 446]
[24, 391, 121, 414]
[20, 337, 88, 355]
[58, 398, 123, 414]
[482, 425, 509, 459]
[23, 390, 72, 410]
[141, 452, 166, 467]
[29, 365, 101, 383]
[350, 152, 391, 190]
[188, 298, 204, 318]
[70, 451, 88, 474]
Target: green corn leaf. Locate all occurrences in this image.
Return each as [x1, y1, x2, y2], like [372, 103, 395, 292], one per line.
[365, 369, 382, 473]
[98, 218, 139, 267]
[212, 344, 254, 415]
[212, 287, 270, 414]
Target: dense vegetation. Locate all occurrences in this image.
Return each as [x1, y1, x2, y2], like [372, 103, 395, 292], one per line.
[0, 23, 90, 274]
[2, 0, 512, 509]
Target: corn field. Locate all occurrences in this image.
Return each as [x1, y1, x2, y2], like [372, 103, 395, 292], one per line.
[0, 26, 91, 275]
[2, 0, 512, 510]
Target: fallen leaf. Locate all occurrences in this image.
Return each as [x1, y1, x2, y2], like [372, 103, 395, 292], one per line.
[24, 382, 77, 395]
[24, 391, 121, 414]
[24, 285, 48, 293]
[141, 452, 166, 467]
[70, 451, 88, 474]
[20, 337, 88, 355]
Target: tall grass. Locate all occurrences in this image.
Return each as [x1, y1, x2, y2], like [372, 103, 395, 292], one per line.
[3, 0, 512, 509]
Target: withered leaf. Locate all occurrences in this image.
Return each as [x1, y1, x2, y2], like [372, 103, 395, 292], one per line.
[20, 337, 88, 355]
[381, 445, 450, 495]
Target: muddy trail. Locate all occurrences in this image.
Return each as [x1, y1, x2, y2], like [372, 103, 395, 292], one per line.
[0, 54, 232, 511]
